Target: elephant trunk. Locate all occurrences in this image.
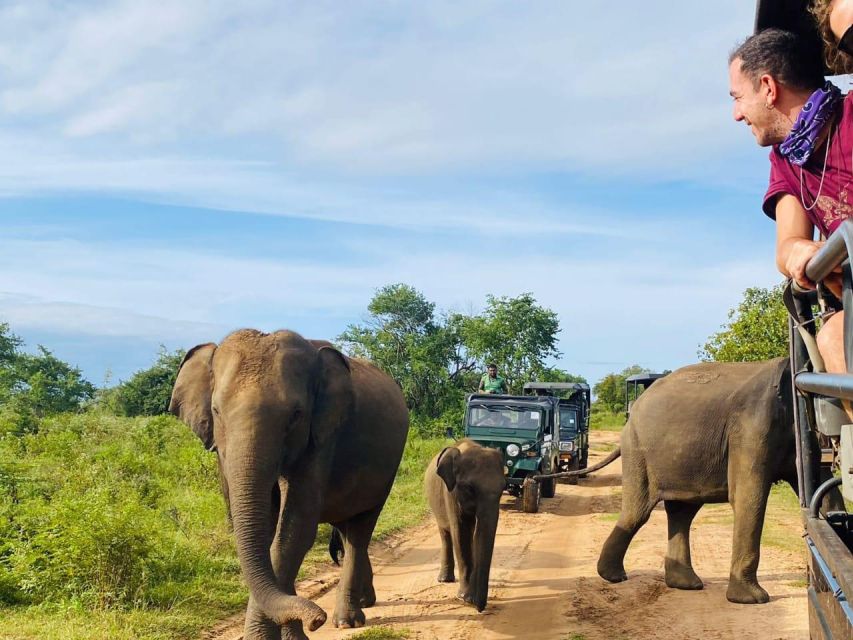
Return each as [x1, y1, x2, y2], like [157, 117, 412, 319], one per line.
[471, 505, 499, 612]
[226, 456, 326, 631]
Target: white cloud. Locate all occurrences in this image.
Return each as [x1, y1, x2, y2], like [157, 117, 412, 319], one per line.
[0, 1, 759, 215]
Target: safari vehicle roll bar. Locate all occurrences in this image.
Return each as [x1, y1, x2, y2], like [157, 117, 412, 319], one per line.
[787, 218, 853, 639]
[523, 381, 590, 402]
[624, 373, 665, 418]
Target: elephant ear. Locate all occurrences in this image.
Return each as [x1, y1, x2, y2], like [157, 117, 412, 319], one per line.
[436, 447, 461, 492]
[169, 343, 217, 451]
[311, 346, 354, 449]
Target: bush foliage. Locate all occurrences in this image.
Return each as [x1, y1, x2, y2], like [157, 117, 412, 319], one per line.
[0, 412, 234, 610]
[101, 348, 185, 417]
[699, 284, 788, 362]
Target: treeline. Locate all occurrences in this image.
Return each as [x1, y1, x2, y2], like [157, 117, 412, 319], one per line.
[0, 282, 789, 436]
[338, 284, 585, 433]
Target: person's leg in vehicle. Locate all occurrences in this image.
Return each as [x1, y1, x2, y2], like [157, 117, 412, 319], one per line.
[817, 311, 853, 419]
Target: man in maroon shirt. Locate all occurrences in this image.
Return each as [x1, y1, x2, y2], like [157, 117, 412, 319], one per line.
[729, 28, 851, 380]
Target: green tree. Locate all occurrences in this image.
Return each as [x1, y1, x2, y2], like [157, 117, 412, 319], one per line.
[534, 367, 587, 384]
[106, 347, 186, 417]
[699, 285, 788, 362]
[11, 346, 96, 416]
[339, 284, 464, 417]
[593, 365, 646, 413]
[461, 293, 561, 394]
[0, 323, 24, 402]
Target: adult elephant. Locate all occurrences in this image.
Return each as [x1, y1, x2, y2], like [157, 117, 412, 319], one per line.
[169, 329, 408, 640]
[545, 357, 827, 604]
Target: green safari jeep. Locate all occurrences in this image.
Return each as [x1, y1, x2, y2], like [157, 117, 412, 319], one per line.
[463, 392, 562, 513]
[524, 382, 590, 485]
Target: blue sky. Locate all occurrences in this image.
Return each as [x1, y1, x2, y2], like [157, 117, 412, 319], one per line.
[0, 1, 807, 387]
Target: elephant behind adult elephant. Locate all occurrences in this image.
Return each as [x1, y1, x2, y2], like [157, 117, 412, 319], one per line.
[596, 357, 798, 605]
[168, 329, 409, 640]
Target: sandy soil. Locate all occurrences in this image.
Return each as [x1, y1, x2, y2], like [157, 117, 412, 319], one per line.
[209, 431, 809, 640]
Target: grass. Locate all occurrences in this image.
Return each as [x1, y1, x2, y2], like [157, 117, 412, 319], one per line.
[589, 410, 626, 431]
[0, 412, 447, 640]
[760, 481, 803, 554]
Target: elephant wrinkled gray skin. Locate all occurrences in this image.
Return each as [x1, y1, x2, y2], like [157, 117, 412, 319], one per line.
[169, 330, 408, 640]
[425, 439, 505, 612]
[589, 358, 805, 604]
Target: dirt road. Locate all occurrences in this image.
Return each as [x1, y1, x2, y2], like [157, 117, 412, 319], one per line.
[211, 431, 809, 640]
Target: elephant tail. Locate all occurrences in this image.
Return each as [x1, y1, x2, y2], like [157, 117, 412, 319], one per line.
[329, 527, 344, 566]
[533, 447, 621, 481]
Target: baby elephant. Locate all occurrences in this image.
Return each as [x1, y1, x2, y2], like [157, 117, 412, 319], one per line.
[425, 439, 505, 611]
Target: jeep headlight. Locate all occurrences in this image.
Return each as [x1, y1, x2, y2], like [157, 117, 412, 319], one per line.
[506, 444, 520, 457]
[559, 441, 574, 452]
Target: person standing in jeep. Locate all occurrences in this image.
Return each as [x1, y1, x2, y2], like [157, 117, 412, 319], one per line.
[478, 363, 508, 394]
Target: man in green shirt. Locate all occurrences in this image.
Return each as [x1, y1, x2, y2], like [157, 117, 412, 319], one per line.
[478, 363, 508, 394]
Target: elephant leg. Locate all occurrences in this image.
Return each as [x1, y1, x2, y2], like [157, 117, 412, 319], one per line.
[333, 505, 382, 629]
[664, 500, 703, 590]
[243, 597, 282, 640]
[452, 515, 475, 603]
[271, 478, 322, 640]
[597, 464, 656, 583]
[726, 473, 771, 604]
[360, 553, 376, 608]
[437, 527, 456, 582]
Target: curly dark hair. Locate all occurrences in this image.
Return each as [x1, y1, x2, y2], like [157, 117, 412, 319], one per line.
[729, 28, 825, 91]
[811, 0, 853, 74]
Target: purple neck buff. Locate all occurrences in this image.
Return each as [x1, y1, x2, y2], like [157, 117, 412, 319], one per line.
[779, 81, 842, 166]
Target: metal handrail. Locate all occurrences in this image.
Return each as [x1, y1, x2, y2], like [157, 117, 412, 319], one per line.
[805, 219, 853, 284]
[790, 219, 853, 511]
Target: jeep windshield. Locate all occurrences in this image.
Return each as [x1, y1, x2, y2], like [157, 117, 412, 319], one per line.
[559, 407, 578, 439]
[467, 404, 543, 430]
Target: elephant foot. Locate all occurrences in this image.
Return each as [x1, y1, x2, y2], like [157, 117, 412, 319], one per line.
[664, 558, 704, 590]
[597, 558, 628, 583]
[726, 578, 769, 604]
[456, 586, 473, 605]
[333, 606, 366, 629]
[437, 568, 456, 583]
[361, 583, 377, 608]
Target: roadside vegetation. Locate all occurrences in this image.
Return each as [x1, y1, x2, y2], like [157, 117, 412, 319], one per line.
[0, 283, 787, 639]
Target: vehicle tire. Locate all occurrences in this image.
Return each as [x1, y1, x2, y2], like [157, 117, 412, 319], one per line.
[580, 446, 589, 470]
[521, 477, 540, 513]
[567, 455, 579, 485]
[540, 474, 556, 498]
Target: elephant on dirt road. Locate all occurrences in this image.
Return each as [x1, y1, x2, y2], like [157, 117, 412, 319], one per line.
[425, 439, 505, 612]
[169, 329, 408, 640]
[545, 358, 815, 604]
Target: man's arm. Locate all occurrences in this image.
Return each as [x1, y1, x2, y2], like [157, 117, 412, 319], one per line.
[775, 194, 818, 288]
[477, 376, 485, 392]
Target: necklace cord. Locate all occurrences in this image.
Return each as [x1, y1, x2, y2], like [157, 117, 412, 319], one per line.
[799, 122, 834, 212]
